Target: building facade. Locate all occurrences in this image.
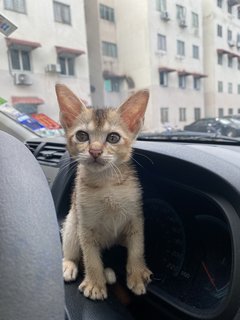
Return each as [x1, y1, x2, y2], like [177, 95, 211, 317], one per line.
[85, 0, 206, 131]
[203, 0, 240, 118]
[0, 0, 91, 121]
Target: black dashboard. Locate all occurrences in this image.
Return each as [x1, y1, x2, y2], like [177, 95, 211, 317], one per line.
[26, 138, 240, 320]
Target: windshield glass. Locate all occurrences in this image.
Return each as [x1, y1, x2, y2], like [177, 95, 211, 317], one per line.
[1, 1, 240, 142]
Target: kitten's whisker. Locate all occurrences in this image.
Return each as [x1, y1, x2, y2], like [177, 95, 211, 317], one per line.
[131, 156, 144, 168]
[109, 162, 121, 185]
[59, 159, 78, 173]
[133, 152, 154, 165]
[111, 162, 123, 182]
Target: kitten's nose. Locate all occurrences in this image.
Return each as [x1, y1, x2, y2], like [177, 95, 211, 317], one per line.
[89, 148, 103, 159]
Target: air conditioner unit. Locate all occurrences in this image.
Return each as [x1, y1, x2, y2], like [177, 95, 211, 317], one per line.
[14, 73, 33, 86]
[179, 19, 187, 28]
[160, 11, 170, 21]
[228, 40, 235, 47]
[45, 64, 61, 73]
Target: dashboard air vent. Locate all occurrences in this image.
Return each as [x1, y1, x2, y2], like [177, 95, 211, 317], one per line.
[36, 143, 66, 167]
[25, 140, 41, 155]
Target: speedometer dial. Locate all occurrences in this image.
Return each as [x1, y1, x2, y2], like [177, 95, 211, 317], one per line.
[187, 215, 231, 309]
[144, 199, 186, 279]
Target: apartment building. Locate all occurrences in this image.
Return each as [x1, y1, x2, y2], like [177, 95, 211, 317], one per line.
[203, 0, 240, 118]
[85, 0, 205, 131]
[0, 0, 90, 121]
[84, 0, 129, 109]
[147, 0, 205, 130]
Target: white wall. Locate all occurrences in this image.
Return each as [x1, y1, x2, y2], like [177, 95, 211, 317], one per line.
[0, 0, 91, 121]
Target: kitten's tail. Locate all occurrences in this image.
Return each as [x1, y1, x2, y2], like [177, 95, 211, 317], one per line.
[104, 268, 117, 285]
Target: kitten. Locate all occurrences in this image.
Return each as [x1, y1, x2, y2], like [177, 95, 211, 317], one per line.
[55, 84, 152, 300]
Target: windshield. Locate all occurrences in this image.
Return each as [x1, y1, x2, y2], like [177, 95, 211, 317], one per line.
[1, 1, 240, 143]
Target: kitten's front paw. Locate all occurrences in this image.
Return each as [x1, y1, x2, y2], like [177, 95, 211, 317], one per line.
[63, 259, 78, 282]
[79, 278, 107, 300]
[127, 266, 152, 295]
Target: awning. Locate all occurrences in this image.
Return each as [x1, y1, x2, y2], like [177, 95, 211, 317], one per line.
[178, 70, 193, 76]
[6, 37, 41, 49]
[229, 52, 240, 59]
[55, 46, 85, 56]
[217, 48, 240, 59]
[191, 72, 208, 78]
[159, 67, 176, 73]
[12, 96, 44, 105]
[217, 48, 230, 55]
[103, 70, 125, 79]
[177, 70, 207, 78]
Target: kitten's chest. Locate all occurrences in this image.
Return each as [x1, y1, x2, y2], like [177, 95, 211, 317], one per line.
[79, 186, 129, 244]
[81, 184, 134, 214]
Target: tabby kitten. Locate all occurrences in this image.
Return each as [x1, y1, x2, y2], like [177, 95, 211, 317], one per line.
[55, 84, 152, 300]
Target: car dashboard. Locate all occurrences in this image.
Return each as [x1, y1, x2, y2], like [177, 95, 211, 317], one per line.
[25, 138, 240, 320]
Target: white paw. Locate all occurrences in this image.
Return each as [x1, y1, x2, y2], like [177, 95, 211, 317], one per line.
[79, 278, 107, 300]
[63, 259, 78, 282]
[104, 268, 116, 285]
[127, 266, 152, 295]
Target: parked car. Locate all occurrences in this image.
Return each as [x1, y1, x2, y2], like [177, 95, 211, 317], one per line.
[184, 117, 240, 137]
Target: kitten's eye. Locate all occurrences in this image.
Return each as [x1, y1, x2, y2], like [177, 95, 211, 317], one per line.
[106, 132, 121, 144]
[75, 130, 89, 142]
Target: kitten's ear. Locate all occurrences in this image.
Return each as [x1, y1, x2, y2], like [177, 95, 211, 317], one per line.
[118, 90, 149, 134]
[55, 84, 87, 129]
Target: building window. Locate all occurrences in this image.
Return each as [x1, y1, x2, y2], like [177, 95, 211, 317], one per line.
[192, 12, 199, 28]
[179, 75, 186, 89]
[218, 81, 223, 92]
[156, 0, 166, 11]
[218, 53, 223, 65]
[238, 8, 240, 19]
[160, 107, 169, 123]
[159, 71, 168, 87]
[236, 33, 240, 48]
[104, 79, 120, 92]
[238, 59, 240, 70]
[238, 108, 240, 114]
[53, 1, 71, 25]
[193, 45, 199, 59]
[228, 3, 232, 14]
[179, 108, 186, 121]
[193, 77, 201, 90]
[4, 0, 26, 13]
[9, 48, 31, 71]
[158, 34, 167, 51]
[58, 56, 75, 76]
[217, 0, 223, 8]
[218, 108, 224, 117]
[228, 108, 233, 115]
[217, 24, 222, 37]
[238, 84, 240, 94]
[194, 108, 201, 120]
[228, 82, 233, 94]
[177, 40, 185, 56]
[102, 41, 118, 58]
[176, 5, 186, 20]
[228, 55, 233, 68]
[99, 4, 114, 22]
[227, 29, 233, 41]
